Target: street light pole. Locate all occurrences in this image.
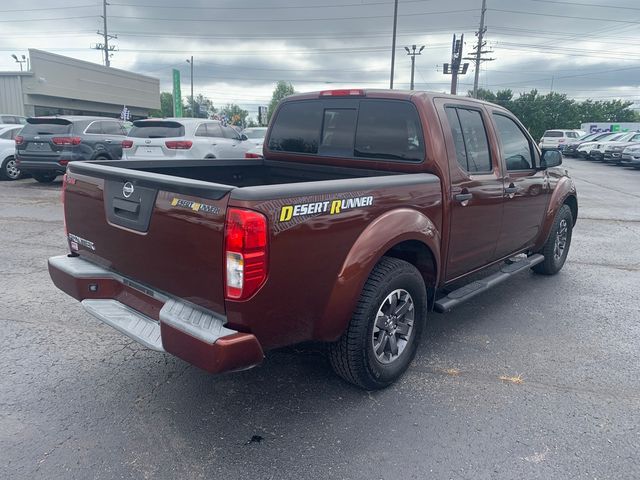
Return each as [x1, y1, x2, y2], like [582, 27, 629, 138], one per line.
[404, 45, 424, 90]
[389, 0, 399, 89]
[186, 56, 194, 116]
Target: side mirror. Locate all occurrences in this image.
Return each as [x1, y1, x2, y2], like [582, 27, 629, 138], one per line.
[540, 149, 562, 168]
[240, 134, 248, 141]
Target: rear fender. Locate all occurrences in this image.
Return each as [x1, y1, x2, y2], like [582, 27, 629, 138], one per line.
[314, 208, 440, 341]
[534, 175, 577, 251]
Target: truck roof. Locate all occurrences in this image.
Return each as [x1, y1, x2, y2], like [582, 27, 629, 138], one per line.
[281, 89, 503, 110]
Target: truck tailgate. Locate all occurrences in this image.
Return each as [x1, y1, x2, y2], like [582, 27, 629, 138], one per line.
[63, 163, 232, 315]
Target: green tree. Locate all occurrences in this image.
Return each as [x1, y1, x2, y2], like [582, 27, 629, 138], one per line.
[267, 81, 295, 122]
[150, 91, 174, 117]
[219, 104, 249, 126]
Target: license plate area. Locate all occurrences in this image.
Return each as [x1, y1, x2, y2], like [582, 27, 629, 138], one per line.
[26, 142, 52, 152]
[136, 147, 163, 156]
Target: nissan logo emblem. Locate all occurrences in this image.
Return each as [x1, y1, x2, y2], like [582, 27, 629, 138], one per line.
[122, 182, 134, 198]
[145, 139, 151, 144]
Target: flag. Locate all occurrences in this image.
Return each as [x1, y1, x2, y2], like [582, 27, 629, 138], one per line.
[120, 105, 130, 121]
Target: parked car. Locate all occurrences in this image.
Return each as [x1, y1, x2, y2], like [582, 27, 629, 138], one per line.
[15, 116, 127, 183]
[603, 132, 640, 164]
[539, 129, 582, 150]
[241, 127, 268, 147]
[587, 131, 640, 161]
[122, 118, 254, 160]
[563, 131, 613, 157]
[620, 144, 640, 169]
[49, 89, 577, 389]
[244, 143, 263, 158]
[0, 125, 23, 181]
[576, 132, 626, 159]
[0, 114, 27, 128]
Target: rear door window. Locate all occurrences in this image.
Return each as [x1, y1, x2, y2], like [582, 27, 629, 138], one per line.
[206, 123, 224, 138]
[128, 121, 185, 138]
[195, 124, 207, 137]
[445, 107, 492, 173]
[102, 121, 126, 135]
[85, 121, 102, 134]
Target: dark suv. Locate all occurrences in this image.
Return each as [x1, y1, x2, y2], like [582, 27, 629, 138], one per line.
[15, 116, 127, 183]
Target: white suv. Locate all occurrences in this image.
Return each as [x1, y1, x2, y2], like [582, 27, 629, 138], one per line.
[539, 129, 582, 150]
[122, 118, 253, 160]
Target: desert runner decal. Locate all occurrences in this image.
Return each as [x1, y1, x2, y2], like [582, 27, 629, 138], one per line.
[279, 195, 374, 222]
[170, 197, 220, 215]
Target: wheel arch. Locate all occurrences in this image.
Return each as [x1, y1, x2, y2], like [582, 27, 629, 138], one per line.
[314, 208, 440, 342]
[534, 176, 577, 251]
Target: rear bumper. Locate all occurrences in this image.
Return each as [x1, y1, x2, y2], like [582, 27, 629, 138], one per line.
[48, 255, 264, 373]
[16, 159, 67, 174]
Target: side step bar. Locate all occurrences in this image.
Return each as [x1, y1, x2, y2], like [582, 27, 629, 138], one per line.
[434, 254, 544, 313]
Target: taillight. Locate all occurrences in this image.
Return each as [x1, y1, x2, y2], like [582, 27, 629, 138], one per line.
[245, 152, 262, 159]
[319, 89, 365, 97]
[224, 208, 268, 300]
[59, 160, 69, 166]
[165, 140, 192, 149]
[122, 139, 133, 148]
[15, 135, 24, 145]
[52, 137, 82, 145]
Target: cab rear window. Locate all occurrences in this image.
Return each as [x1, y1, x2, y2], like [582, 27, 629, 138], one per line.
[128, 121, 185, 138]
[268, 99, 425, 162]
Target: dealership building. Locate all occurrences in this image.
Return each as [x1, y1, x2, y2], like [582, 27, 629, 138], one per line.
[0, 49, 160, 119]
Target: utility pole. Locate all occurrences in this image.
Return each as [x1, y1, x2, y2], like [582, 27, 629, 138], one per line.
[466, 0, 494, 98]
[186, 56, 194, 116]
[443, 34, 469, 95]
[404, 45, 424, 90]
[389, 0, 399, 89]
[94, 0, 116, 66]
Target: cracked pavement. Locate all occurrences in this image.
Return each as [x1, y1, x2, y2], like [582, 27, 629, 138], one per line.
[0, 158, 639, 479]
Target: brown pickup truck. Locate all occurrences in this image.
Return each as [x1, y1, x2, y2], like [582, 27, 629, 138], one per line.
[49, 90, 577, 389]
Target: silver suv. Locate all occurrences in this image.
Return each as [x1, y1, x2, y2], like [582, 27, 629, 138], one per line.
[123, 118, 253, 160]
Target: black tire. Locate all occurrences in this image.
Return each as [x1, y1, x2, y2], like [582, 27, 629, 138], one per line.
[328, 256, 427, 390]
[0, 156, 21, 181]
[533, 204, 573, 275]
[32, 173, 58, 183]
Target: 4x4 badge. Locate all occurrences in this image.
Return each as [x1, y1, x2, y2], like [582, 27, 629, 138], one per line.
[122, 182, 134, 198]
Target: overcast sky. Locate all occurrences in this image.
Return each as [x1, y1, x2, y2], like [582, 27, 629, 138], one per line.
[1, 0, 639, 118]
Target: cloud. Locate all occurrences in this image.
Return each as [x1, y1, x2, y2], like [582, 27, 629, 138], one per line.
[1, 0, 639, 115]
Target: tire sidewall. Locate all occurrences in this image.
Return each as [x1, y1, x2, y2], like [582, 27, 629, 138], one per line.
[362, 267, 426, 387]
[550, 206, 573, 272]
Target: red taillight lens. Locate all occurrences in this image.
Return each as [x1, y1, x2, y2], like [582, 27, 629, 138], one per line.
[224, 208, 268, 300]
[245, 152, 262, 159]
[15, 135, 24, 145]
[122, 139, 133, 148]
[59, 160, 69, 166]
[165, 140, 193, 149]
[319, 89, 365, 97]
[52, 136, 81, 145]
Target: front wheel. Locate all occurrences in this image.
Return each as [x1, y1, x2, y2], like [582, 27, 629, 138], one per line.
[533, 204, 573, 275]
[32, 173, 58, 183]
[328, 256, 427, 390]
[0, 156, 21, 180]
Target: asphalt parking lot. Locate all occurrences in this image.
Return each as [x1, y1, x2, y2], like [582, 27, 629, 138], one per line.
[1, 158, 639, 479]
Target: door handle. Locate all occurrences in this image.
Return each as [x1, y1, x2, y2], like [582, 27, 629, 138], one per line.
[211, 143, 217, 146]
[104, 139, 113, 143]
[504, 183, 518, 195]
[454, 193, 473, 202]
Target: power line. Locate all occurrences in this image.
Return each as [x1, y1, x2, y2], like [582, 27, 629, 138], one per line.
[523, 0, 640, 11]
[490, 8, 640, 24]
[0, 4, 96, 13]
[110, 0, 438, 11]
[0, 15, 96, 22]
[109, 8, 478, 23]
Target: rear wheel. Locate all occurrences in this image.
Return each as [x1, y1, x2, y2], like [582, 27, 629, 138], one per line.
[0, 156, 20, 180]
[533, 204, 573, 275]
[328, 257, 427, 390]
[32, 173, 58, 183]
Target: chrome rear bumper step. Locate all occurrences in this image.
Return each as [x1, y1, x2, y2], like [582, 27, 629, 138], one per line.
[82, 299, 165, 351]
[434, 254, 544, 313]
